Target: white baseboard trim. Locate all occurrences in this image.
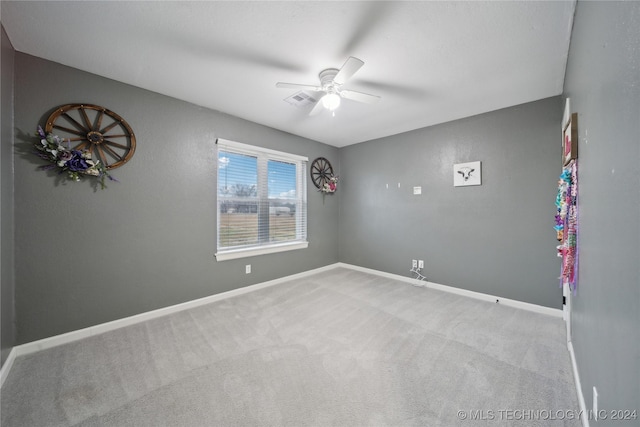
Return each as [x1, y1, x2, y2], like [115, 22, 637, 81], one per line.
[337, 263, 563, 318]
[0, 347, 17, 388]
[4, 263, 341, 370]
[568, 340, 589, 427]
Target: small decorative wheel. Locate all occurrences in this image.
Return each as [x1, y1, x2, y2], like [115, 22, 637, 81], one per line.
[310, 157, 334, 189]
[45, 104, 136, 170]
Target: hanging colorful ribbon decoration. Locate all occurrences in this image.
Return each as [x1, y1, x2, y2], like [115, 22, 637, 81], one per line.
[555, 161, 578, 293]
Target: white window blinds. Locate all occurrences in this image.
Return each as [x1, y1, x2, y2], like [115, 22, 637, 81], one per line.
[216, 139, 308, 260]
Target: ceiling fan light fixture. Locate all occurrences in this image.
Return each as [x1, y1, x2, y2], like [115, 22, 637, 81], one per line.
[276, 57, 379, 117]
[322, 92, 341, 111]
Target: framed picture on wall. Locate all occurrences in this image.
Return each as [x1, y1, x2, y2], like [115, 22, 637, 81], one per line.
[453, 161, 481, 187]
[563, 112, 578, 165]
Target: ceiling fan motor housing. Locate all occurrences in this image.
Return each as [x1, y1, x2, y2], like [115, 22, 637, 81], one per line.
[319, 68, 340, 91]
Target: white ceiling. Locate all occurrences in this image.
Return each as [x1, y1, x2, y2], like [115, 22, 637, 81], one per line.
[2, 1, 576, 147]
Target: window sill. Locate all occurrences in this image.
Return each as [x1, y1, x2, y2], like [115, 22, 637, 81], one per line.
[215, 241, 308, 261]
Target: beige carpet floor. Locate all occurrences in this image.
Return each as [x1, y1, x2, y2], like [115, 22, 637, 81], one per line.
[1, 267, 580, 426]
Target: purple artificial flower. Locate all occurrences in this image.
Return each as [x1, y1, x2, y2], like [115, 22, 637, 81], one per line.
[66, 151, 89, 172]
[37, 126, 46, 139]
[555, 215, 563, 226]
[57, 150, 73, 166]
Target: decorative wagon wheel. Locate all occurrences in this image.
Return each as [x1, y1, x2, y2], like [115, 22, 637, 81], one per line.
[310, 157, 334, 189]
[45, 104, 136, 170]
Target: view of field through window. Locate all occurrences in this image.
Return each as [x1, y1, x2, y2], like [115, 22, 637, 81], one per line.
[218, 150, 299, 248]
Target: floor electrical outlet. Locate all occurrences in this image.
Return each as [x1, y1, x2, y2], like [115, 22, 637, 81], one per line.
[245, 265, 251, 274]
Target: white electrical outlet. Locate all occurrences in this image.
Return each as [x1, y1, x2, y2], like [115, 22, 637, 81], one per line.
[418, 260, 424, 269]
[413, 186, 422, 195]
[245, 265, 251, 274]
[412, 260, 417, 268]
[593, 387, 598, 420]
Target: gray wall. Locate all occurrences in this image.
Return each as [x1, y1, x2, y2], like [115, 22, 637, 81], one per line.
[563, 1, 639, 421]
[339, 96, 563, 309]
[1, 24, 16, 366]
[13, 53, 339, 344]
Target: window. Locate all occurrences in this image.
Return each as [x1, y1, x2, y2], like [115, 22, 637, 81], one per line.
[216, 139, 308, 261]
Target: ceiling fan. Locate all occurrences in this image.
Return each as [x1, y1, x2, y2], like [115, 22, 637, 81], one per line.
[276, 57, 380, 116]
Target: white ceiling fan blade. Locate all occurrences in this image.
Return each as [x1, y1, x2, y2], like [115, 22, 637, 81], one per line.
[309, 95, 327, 116]
[340, 89, 380, 104]
[333, 56, 364, 85]
[276, 82, 322, 91]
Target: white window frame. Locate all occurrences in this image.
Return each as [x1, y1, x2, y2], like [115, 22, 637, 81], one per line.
[215, 138, 308, 261]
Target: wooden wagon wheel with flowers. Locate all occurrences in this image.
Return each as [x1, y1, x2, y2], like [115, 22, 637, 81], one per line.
[45, 104, 136, 170]
[310, 157, 334, 189]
